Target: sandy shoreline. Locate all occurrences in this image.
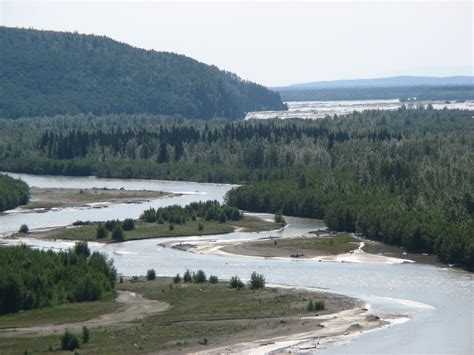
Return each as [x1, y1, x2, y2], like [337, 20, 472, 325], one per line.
[195, 299, 405, 354]
[10, 187, 174, 213]
[174, 235, 415, 265]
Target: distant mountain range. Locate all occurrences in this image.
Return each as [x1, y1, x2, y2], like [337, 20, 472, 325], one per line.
[277, 76, 474, 90]
[0, 26, 286, 119]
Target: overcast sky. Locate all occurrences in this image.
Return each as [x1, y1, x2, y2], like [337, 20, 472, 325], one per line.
[1, 0, 472, 87]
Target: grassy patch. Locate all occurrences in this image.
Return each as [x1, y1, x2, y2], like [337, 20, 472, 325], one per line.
[0, 277, 354, 354]
[259, 233, 359, 255]
[23, 188, 168, 209]
[0, 296, 119, 329]
[231, 215, 282, 232]
[30, 216, 278, 242]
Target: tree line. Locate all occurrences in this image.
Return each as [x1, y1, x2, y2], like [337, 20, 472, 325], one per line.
[0, 174, 29, 212]
[141, 201, 242, 224]
[0, 243, 116, 315]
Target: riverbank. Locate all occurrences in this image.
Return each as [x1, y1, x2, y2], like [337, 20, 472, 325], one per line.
[17, 187, 172, 211]
[0, 276, 393, 354]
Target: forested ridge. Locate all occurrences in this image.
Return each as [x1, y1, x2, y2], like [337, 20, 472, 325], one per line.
[0, 174, 29, 212]
[0, 106, 472, 268]
[0, 26, 286, 119]
[0, 243, 116, 315]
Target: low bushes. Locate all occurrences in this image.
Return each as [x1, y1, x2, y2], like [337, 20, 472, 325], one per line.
[61, 330, 80, 351]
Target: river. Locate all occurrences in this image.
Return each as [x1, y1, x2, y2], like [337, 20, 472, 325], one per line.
[0, 173, 472, 354]
[245, 99, 474, 120]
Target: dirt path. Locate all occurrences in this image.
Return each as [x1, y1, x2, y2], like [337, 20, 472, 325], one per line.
[0, 291, 169, 337]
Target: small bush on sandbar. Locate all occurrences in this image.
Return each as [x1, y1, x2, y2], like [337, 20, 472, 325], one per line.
[249, 272, 265, 289]
[230, 276, 244, 289]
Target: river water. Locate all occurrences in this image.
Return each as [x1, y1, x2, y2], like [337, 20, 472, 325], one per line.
[0, 173, 472, 354]
[245, 99, 474, 120]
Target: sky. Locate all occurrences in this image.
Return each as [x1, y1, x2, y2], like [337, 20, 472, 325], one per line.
[1, 0, 472, 87]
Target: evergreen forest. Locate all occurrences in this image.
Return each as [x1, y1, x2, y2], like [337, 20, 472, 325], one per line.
[0, 243, 116, 315]
[0, 174, 29, 212]
[0, 27, 286, 119]
[0, 106, 472, 269]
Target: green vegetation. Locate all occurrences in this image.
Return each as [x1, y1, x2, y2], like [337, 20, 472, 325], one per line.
[258, 233, 359, 255]
[0, 275, 354, 353]
[30, 202, 267, 243]
[274, 211, 285, 224]
[230, 276, 245, 289]
[307, 300, 325, 312]
[183, 270, 192, 283]
[18, 224, 29, 234]
[0, 243, 116, 315]
[37, 220, 234, 242]
[146, 269, 156, 281]
[173, 274, 182, 283]
[141, 201, 242, 224]
[0, 296, 119, 329]
[122, 218, 135, 231]
[82, 326, 90, 344]
[0, 174, 29, 212]
[61, 330, 80, 351]
[111, 224, 125, 242]
[96, 224, 108, 239]
[0, 26, 286, 119]
[249, 272, 265, 289]
[192, 270, 207, 283]
[0, 106, 471, 269]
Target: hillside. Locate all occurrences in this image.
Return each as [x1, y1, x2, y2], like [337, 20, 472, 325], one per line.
[278, 75, 474, 90]
[0, 27, 286, 119]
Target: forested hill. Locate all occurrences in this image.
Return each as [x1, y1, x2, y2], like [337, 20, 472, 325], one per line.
[0, 27, 286, 119]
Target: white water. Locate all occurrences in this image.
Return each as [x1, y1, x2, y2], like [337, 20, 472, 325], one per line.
[0, 173, 472, 354]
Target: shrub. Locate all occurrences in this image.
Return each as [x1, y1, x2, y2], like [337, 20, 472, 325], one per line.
[61, 330, 80, 351]
[307, 300, 325, 311]
[230, 276, 244, 289]
[146, 269, 156, 280]
[183, 270, 192, 283]
[81, 326, 90, 344]
[169, 224, 174, 231]
[314, 300, 325, 310]
[111, 225, 124, 242]
[274, 211, 285, 224]
[193, 270, 207, 283]
[173, 273, 181, 283]
[96, 224, 108, 239]
[122, 218, 135, 231]
[249, 272, 265, 289]
[19, 224, 29, 233]
[209, 275, 218, 284]
[105, 219, 120, 231]
[198, 223, 204, 231]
